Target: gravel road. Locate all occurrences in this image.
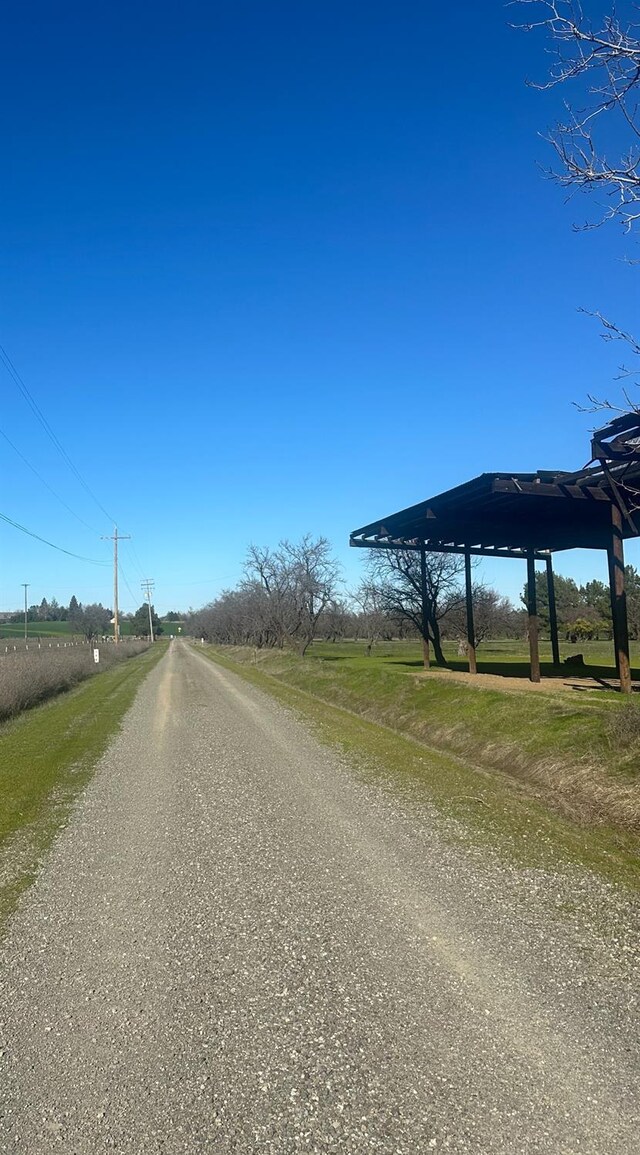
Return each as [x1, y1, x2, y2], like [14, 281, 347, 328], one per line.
[0, 640, 638, 1153]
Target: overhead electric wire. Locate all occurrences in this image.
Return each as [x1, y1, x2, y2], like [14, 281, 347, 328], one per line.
[124, 541, 146, 581]
[0, 509, 110, 565]
[169, 575, 240, 587]
[118, 562, 139, 607]
[0, 424, 99, 534]
[0, 344, 115, 525]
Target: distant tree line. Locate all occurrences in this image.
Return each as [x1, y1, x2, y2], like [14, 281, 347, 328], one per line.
[8, 594, 168, 642]
[186, 535, 524, 659]
[523, 569, 640, 642]
[9, 595, 113, 640]
[12, 596, 72, 623]
[189, 535, 341, 657]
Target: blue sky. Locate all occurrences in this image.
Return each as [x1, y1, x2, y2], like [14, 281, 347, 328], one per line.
[1, 0, 638, 614]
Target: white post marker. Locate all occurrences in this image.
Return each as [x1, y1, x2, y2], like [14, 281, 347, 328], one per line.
[93, 648, 100, 664]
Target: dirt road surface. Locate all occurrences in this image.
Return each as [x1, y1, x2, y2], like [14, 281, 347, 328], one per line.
[0, 641, 638, 1153]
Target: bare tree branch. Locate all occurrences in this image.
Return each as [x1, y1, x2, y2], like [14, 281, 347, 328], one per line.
[363, 548, 466, 666]
[513, 1, 640, 230]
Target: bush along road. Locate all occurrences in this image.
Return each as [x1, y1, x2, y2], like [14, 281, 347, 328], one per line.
[0, 640, 638, 1153]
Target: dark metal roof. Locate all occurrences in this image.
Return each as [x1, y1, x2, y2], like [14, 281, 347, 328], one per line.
[350, 469, 633, 555]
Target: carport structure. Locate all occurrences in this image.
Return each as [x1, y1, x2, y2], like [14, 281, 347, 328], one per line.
[350, 417, 640, 693]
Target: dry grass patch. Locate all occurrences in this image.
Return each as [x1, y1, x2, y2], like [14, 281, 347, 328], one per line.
[0, 641, 150, 722]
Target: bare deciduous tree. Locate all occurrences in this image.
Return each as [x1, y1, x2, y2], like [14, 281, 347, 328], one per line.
[278, 535, 342, 656]
[193, 535, 343, 656]
[352, 581, 390, 655]
[442, 586, 516, 649]
[515, 1, 640, 232]
[515, 2, 640, 410]
[316, 599, 352, 643]
[244, 545, 293, 649]
[363, 549, 465, 666]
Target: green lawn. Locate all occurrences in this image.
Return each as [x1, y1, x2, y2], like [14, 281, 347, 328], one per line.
[310, 636, 635, 681]
[0, 621, 76, 638]
[0, 619, 183, 640]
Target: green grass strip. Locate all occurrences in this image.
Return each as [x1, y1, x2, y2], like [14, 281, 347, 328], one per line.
[200, 646, 640, 892]
[0, 643, 166, 933]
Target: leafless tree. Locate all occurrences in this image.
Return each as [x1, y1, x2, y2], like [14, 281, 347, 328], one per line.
[515, 1, 640, 232]
[515, 2, 640, 409]
[243, 545, 294, 648]
[316, 599, 353, 643]
[244, 535, 342, 656]
[363, 548, 465, 666]
[281, 536, 343, 656]
[442, 586, 516, 648]
[352, 581, 390, 655]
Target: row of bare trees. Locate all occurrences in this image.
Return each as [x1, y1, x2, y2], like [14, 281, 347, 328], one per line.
[187, 535, 521, 659]
[189, 536, 342, 657]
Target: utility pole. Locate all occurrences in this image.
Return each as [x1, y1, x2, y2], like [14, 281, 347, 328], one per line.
[101, 527, 130, 644]
[21, 583, 29, 642]
[141, 578, 155, 643]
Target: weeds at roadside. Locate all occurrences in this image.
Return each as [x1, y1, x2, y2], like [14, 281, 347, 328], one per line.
[605, 703, 640, 779]
[0, 641, 149, 722]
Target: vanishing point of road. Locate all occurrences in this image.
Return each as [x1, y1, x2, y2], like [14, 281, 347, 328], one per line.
[0, 641, 638, 1153]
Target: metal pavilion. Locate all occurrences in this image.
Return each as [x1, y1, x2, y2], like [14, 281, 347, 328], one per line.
[350, 414, 640, 693]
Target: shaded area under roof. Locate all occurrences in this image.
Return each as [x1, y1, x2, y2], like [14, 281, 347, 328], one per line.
[350, 470, 635, 555]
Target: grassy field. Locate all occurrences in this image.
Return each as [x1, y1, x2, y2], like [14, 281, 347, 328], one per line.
[0, 642, 166, 934]
[0, 621, 77, 638]
[314, 636, 639, 679]
[0, 619, 184, 639]
[197, 638, 640, 888]
[0, 621, 135, 639]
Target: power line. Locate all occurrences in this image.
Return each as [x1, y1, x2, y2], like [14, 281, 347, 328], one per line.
[167, 575, 240, 587]
[22, 583, 29, 642]
[0, 509, 110, 565]
[0, 344, 115, 525]
[0, 424, 99, 534]
[118, 562, 139, 607]
[124, 540, 146, 581]
[118, 542, 141, 604]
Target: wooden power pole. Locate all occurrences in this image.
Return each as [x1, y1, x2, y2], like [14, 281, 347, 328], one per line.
[141, 578, 155, 643]
[22, 583, 29, 642]
[102, 527, 130, 644]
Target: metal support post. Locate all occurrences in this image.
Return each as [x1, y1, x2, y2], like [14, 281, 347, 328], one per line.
[420, 547, 430, 670]
[527, 552, 541, 684]
[545, 555, 560, 667]
[464, 549, 477, 674]
[607, 503, 631, 693]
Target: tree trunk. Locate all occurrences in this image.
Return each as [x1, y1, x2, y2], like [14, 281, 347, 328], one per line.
[430, 616, 448, 667]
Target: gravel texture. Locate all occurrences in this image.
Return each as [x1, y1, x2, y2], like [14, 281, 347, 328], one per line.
[0, 640, 638, 1153]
